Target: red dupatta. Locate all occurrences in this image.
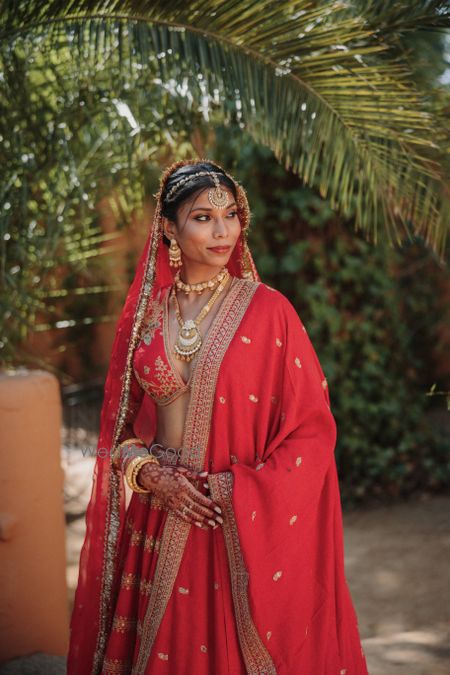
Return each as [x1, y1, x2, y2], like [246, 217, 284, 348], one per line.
[67, 158, 259, 674]
[67, 159, 368, 674]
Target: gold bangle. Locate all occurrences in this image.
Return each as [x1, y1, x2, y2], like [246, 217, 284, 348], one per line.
[124, 456, 148, 492]
[125, 455, 160, 493]
[113, 437, 146, 468]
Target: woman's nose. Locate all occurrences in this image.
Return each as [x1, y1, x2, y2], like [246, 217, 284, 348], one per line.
[214, 217, 227, 235]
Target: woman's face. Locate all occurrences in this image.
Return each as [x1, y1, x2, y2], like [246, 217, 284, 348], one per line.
[164, 186, 241, 269]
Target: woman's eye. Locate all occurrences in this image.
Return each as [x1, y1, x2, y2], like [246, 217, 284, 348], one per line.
[194, 211, 237, 222]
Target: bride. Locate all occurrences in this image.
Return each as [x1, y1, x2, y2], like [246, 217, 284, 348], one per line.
[67, 158, 368, 674]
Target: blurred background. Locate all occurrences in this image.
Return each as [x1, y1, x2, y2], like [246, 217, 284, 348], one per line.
[0, 2, 449, 674]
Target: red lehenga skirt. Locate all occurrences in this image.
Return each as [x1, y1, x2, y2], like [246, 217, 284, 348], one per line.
[101, 489, 247, 675]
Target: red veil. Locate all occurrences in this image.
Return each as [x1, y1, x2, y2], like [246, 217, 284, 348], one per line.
[67, 159, 368, 674]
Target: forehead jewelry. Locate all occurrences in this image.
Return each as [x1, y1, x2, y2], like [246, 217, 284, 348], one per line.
[207, 172, 229, 208]
[164, 170, 231, 207]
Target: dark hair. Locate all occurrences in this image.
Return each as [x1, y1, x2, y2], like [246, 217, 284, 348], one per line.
[160, 161, 237, 242]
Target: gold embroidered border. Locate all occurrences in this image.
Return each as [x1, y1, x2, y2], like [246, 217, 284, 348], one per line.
[92, 217, 161, 675]
[208, 472, 277, 674]
[133, 277, 259, 675]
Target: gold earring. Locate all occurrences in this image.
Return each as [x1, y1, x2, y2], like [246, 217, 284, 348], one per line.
[169, 238, 182, 267]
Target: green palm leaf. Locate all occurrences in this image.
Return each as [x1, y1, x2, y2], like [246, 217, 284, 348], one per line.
[1, 0, 449, 258]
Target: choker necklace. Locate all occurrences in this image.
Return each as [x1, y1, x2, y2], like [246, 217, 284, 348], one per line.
[174, 266, 228, 295]
[170, 270, 231, 361]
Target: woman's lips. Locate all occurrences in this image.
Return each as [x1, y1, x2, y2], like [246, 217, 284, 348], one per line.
[208, 246, 231, 253]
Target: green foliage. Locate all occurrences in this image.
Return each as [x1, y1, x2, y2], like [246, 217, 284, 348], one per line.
[1, 1, 449, 255]
[213, 124, 450, 506]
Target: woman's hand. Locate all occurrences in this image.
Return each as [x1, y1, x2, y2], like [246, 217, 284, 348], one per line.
[137, 463, 223, 530]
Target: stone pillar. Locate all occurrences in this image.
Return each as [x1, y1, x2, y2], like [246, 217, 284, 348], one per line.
[0, 369, 69, 662]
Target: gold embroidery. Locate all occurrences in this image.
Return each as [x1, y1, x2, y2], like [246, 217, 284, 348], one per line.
[120, 572, 139, 590]
[150, 494, 166, 510]
[144, 534, 160, 553]
[209, 471, 276, 674]
[140, 298, 163, 345]
[112, 615, 137, 633]
[251, 511, 257, 521]
[272, 570, 283, 581]
[249, 394, 258, 403]
[130, 530, 144, 546]
[140, 579, 152, 596]
[200, 645, 208, 653]
[256, 462, 265, 471]
[322, 378, 328, 389]
[275, 337, 282, 347]
[103, 657, 132, 674]
[178, 586, 189, 594]
[266, 631, 272, 640]
[289, 515, 298, 526]
[219, 396, 226, 404]
[157, 653, 169, 661]
[154, 354, 181, 397]
[294, 356, 302, 368]
[296, 456, 302, 466]
[134, 279, 259, 675]
[240, 335, 251, 343]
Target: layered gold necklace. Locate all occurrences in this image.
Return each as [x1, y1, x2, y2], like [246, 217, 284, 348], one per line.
[170, 269, 231, 361]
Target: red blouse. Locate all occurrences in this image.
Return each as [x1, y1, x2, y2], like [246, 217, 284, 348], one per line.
[133, 287, 191, 406]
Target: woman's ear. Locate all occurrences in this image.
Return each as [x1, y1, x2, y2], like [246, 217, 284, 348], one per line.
[162, 216, 177, 240]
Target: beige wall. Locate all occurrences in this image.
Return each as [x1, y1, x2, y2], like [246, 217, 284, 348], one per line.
[0, 370, 69, 662]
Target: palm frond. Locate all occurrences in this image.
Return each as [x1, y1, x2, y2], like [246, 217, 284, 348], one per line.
[0, 0, 449, 258]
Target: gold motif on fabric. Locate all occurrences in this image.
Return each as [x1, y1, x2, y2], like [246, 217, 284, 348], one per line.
[103, 658, 132, 674]
[112, 615, 137, 633]
[120, 572, 139, 590]
[140, 579, 152, 596]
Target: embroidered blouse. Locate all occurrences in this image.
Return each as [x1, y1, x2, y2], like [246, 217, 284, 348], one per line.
[132, 287, 192, 407]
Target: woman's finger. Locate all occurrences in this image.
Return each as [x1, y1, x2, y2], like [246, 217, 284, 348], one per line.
[175, 504, 212, 529]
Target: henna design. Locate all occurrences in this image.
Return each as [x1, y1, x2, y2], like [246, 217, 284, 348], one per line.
[137, 464, 223, 528]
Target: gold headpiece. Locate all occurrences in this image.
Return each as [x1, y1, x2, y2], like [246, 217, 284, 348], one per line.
[164, 170, 230, 208]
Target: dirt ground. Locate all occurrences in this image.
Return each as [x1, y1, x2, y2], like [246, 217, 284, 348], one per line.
[60, 447, 450, 675]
